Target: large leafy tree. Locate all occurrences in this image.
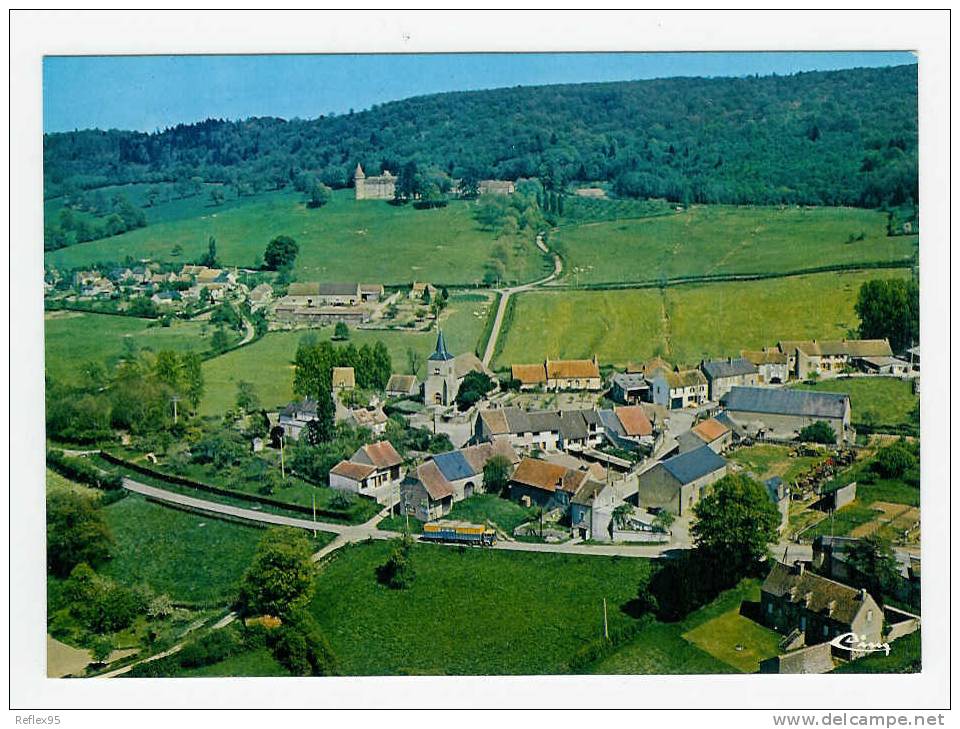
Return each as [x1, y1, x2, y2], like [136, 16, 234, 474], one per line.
[263, 235, 299, 270]
[482, 455, 513, 497]
[845, 534, 903, 605]
[236, 528, 315, 618]
[47, 492, 114, 577]
[691, 473, 780, 584]
[855, 278, 920, 352]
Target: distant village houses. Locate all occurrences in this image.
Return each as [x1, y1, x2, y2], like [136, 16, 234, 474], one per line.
[510, 356, 602, 391]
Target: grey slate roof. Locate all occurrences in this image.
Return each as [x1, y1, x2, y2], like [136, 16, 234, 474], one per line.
[762, 561, 874, 625]
[660, 445, 726, 485]
[598, 409, 625, 437]
[701, 357, 759, 379]
[611, 372, 649, 390]
[558, 411, 589, 440]
[317, 282, 359, 297]
[721, 386, 848, 419]
[428, 330, 454, 362]
[432, 450, 476, 482]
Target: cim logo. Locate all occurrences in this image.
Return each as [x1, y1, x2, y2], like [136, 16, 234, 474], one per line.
[829, 632, 891, 656]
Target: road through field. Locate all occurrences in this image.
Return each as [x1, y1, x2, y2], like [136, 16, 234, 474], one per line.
[481, 232, 563, 366]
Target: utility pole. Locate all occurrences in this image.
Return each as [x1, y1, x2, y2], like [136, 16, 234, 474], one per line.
[603, 598, 609, 640]
[171, 395, 180, 424]
[279, 433, 285, 480]
[312, 493, 317, 535]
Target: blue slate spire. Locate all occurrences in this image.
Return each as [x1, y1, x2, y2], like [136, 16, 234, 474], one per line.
[429, 329, 454, 361]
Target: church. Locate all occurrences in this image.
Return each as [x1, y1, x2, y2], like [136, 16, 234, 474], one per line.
[424, 330, 491, 407]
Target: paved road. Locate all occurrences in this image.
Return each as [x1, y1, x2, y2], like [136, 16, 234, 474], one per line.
[481, 233, 563, 366]
[238, 315, 256, 346]
[121, 477, 819, 563]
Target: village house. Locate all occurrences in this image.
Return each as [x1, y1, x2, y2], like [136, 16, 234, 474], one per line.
[700, 357, 760, 401]
[354, 164, 397, 200]
[742, 348, 791, 384]
[760, 561, 884, 651]
[811, 536, 920, 606]
[598, 405, 655, 452]
[477, 179, 516, 196]
[332, 367, 356, 392]
[386, 373, 419, 398]
[508, 457, 596, 511]
[423, 330, 491, 407]
[649, 367, 708, 409]
[777, 339, 894, 380]
[410, 281, 438, 301]
[283, 282, 364, 307]
[678, 417, 732, 454]
[348, 406, 388, 435]
[247, 283, 273, 311]
[609, 371, 650, 404]
[277, 399, 319, 440]
[570, 479, 619, 541]
[720, 386, 852, 444]
[401, 441, 519, 521]
[81, 277, 116, 298]
[151, 290, 181, 306]
[359, 283, 385, 302]
[636, 445, 727, 515]
[329, 440, 405, 504]
[473, 406, 603, 454]
[511, 355, 602, 391]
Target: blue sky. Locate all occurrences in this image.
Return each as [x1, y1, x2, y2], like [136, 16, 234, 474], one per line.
[43, 51, 916, 134]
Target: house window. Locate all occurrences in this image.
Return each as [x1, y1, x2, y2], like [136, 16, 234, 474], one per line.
[867, 610, 873, 623]
[767, 603, 773, 614]
[800, 617, 806, 630]
[823, 625, 829, 637]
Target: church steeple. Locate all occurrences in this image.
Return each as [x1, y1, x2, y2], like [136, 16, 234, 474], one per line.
[429, 329, 454, 361]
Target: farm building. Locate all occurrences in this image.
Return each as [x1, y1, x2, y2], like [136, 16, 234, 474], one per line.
[424, 330, 491, 407]
[347, 406, 388, 434]
[247, 283, 273, 311]
[777, 339, 893, 380]
[273, 304, 369, 325]
[853, 356, 911, 376]
[401, 441, 519, 521]
[511, 356, 602, 391]
[720, 386, 852, 443]
[760, 561, 884, 653]
[609, 371, 650, 404]
[742, 348, 790, 384]
[570, 479, 619, 541]
[473, 406, 603, 454]
[508, 457, 596, 512]
[649, 367, 708, 409]
[386, 373, 419, 397]
[811, 536, 920, 605]
[700, 357, 760, 400]
[477, 179, 516, 196]
[636, 445, 727, 515]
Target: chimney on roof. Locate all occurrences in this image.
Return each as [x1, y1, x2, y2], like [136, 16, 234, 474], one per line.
[803, 591, 813, 608]
[826, 599, 837, 616]
[859, 588, 868, 601]
[793, 560, 805, 576]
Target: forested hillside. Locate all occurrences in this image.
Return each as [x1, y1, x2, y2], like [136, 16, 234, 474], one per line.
[44, 63, 917, 208]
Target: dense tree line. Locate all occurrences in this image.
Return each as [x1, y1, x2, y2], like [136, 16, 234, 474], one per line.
[44, 191, 147, 251]
[44, 65, 917, 210]
[855, 277, 920, 352]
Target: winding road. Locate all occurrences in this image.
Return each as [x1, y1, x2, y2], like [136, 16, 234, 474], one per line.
[480, 232, 563, 367]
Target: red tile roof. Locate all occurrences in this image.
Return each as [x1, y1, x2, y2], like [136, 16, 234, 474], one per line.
[615, 405, 653, 437]
[691, 418, 730, 443]
[329, 460, 376, 481]
[358, 440, 403, 469]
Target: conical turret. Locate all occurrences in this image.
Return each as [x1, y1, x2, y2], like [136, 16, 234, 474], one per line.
[429, 329, 454, 361]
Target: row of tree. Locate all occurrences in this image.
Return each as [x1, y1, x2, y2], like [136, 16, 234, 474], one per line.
[44, 65, 918, 210]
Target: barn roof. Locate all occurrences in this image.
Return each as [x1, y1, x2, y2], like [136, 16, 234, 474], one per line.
[660, 445, 726, 485]
[721, 386, 848, 419]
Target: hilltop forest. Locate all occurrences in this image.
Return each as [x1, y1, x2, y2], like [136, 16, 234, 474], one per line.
[44, 63, 917, 209]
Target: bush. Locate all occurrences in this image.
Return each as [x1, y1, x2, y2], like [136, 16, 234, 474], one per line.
[47, 450, 122, 490]
[798, 420, 837, 444]
[178, 629, 241, 668]
[376, 535, 415, 590]
[270, 611, 337, 677]
[872, 440, 916, 479]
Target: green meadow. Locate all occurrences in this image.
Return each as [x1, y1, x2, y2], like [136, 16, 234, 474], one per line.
[554, 205, 918, 285]
[100, 494, 265, 605]
[44, 311, 236, 385]
[45, 188, 551, 287]
[310, 540, 652, 675]
[199, 293, 489, 415]
[493, 268, 912, 369]
[791, 377, 918, 429]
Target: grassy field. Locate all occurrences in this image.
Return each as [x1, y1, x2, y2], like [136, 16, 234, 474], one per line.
[309, 540, 652, 675]
[591, 579, 765, 674]
[554, 205, 918, 286]
[801, 503, 882, 540]
[174, 647, 291, 678]
[494, 268, 912, 368]
[100, 494, 267, 604]
[44, 311, 236, 385]
[200, 294, 488, 415]
[46, 188, 551, 287]
[792, 377, 919, 429]
[46, 468, 102, 500]
[682, 609, 781, 673]
[832, 630, 920, 674]
[727, 444, 828, 484]
[380, 494, 538, 535]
